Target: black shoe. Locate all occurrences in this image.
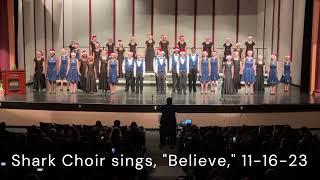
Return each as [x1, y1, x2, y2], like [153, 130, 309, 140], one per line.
[136, 91, 139, 94]
[140, 91, 143, 95]
[193, 89, 197, 92]
[132, 89, 135, 92]
[125, 89, 128, 92]
[183, 91, 187, 95]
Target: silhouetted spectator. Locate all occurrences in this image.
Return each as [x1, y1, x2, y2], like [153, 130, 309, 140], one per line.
[0, 122, 10, 135]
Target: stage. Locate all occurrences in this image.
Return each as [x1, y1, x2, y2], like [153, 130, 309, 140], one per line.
[0, 84, 320, 113]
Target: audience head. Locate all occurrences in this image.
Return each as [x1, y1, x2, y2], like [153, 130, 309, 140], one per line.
[0, 122, 6, 131]
[113, 120, 121, 128]
[96, 121, 103, 128]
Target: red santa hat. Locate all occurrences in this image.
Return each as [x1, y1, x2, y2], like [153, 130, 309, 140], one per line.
[110, 52, 117, 56]
[49, 48, 55, 52]
[118, 40, 122, 42]
[179, 35, 184, 38]
[180, 49, 186, 54]
[202, 51, 208, 54]
[82, 51, 88, 55]
[174, 46, 180, 51]
[127, 51, 133, 55]
[159, 49, 165, 54]
[285, 55, 291, 58]
[272, 53, 278, 56]
[92, 35, 96, 38]
[226, 55, 232, 59]
[161, 34, 167, 38]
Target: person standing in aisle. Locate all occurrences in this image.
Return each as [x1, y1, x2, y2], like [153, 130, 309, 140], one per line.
[188, 47, 199, 92]
[46, 49, 59, 94]
[210, 51, 220, 92]
[176, 49, 189, 94]
[134, 52, 146, 94]
[122, 51, 135, 92]
[169, 47, 180, 94]
[154, 50, 168, 95]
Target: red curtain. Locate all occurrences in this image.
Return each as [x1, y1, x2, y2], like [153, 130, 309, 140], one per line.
[0, 0, 9, 71]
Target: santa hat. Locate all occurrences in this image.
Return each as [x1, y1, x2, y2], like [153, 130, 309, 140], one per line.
[159, 49, 165, 54]
[202, 51, 208, 54]
[92, 35, 96, 38]
[49, 48, 55, 52]
[82, 51, 88, 55]
[226, 55, 232, 59]
[110, 52, 117, 56]
[161, 34, 167, 38]
[173, 46, 180, 51]
[118, 40, 122, 42]
[285, 55, 291, 58]
[179, 35, 184, 38]
[180, 49, 186, 54]
[157, 48, 163, 52]
[272, 53, 278, 56]
[236, 43, 241, 46]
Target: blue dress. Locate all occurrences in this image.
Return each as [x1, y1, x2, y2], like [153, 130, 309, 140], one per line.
[242, 58, 255, 83]
[267, 61, 278, 85]
[109, 59, 118, 84]
[200, 58, 211, 83]
[67, 58, 80, 83]
[281, 62, 291, 83]
[59, 56, 68, 79]
[47, 57, 57, 81]
[210, 57, 220, 81]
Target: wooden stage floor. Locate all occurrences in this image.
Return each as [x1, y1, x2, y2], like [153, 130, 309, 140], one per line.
[0, 84, 320, 113]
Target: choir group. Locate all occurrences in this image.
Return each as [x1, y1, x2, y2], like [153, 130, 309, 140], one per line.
[33, 34, 292, 96]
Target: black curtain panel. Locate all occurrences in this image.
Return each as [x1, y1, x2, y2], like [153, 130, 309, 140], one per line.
[300, 0, 314, 93]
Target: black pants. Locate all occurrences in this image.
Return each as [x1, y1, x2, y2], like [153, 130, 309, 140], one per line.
[189, 69, 197, 92]
[172, 71, 179, 92]
[160, 128, 176, 146]
[135, 74, 143, 93]
[125, 72, 135, 91]
[156, 74, 166, 94]
[178, 72, 187, 93]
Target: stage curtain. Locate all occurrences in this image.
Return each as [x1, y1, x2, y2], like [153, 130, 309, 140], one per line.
[0, 0, 9, 71]
[300, 0, 313, 93]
